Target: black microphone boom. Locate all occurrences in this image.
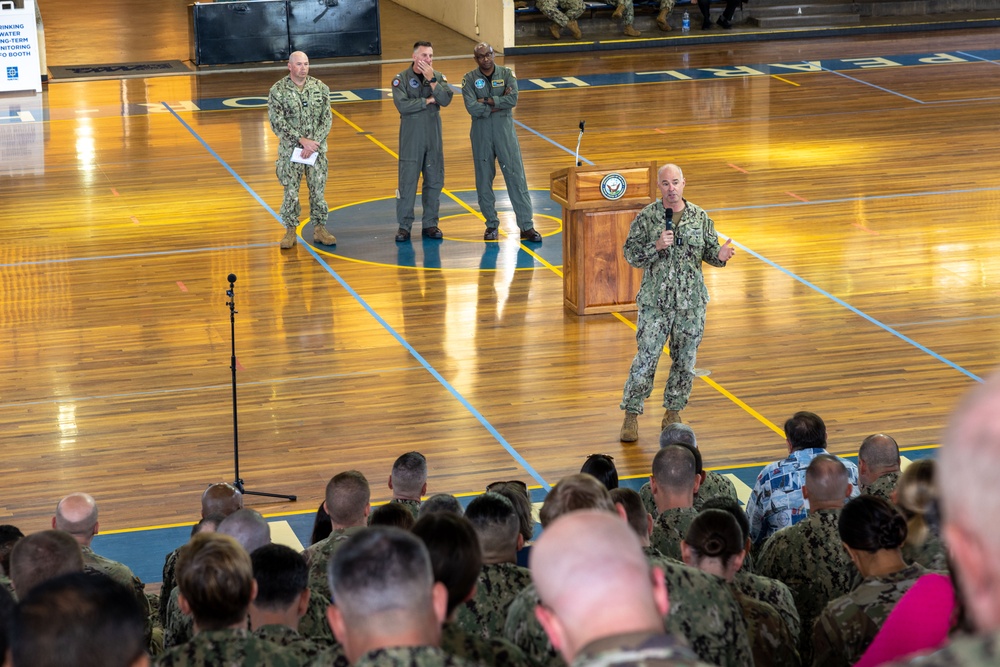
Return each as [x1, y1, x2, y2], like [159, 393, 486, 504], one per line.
[574, 120, 586, 167]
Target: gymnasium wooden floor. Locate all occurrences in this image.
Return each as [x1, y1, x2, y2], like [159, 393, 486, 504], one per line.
[3, 0, 999, 535]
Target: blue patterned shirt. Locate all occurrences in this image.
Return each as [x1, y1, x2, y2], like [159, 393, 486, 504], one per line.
[746, 448, 859, 546]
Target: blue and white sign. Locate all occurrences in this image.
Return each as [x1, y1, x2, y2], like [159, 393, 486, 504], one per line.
[0, 0, 41, 93]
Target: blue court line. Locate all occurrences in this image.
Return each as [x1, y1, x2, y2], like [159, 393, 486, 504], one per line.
[818, 64, 927, 104]
[162, 102, 552, 491]
[727, 239, 983, 383]
[896, 314, 1000, 327]
[710, 183, 1000, 213]
[0, 243, 272, 269]
[955, 51, 1000, 65]
[162, 102, 283, 226]
[514, 119, 595, 166]
[0, 366, 423, 410]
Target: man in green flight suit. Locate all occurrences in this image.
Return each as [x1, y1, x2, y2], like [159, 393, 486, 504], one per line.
[267, 51, 337, 250]
[461, 43, 541, 243]
[392, 41, 454, 243]
[619, 163, 735, 442]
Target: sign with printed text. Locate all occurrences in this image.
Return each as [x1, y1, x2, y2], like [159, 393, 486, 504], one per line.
[0, 0, 41, 93]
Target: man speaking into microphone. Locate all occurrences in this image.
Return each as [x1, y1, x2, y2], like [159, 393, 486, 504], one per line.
[618, 163, 735, 442]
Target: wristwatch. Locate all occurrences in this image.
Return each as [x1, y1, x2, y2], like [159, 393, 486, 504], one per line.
[429, 77, 438, 83]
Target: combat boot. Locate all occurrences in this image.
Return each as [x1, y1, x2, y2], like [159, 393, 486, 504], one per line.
[566, 19, 582, 39]
[624, 24, 641, 36]
[656, 8, 671, 30]
[280, 227, 297, 249]
[620, 412, 639, 442]
[549, 22, 561, 39]
[313, 225, 337, 246]
[661, 409, 682, 431]
[612, 2, 624, 20]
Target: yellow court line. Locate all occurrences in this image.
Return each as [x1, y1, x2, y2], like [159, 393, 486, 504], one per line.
[770, 74, 801, 87]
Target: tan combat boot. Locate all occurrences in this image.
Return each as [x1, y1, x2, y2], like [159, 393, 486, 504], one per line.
[280, 227, 297, 249]
[624, 24, 641, 36]
[656, 9, 671, 30]
[620, 412, 639, 442]
[313, 225, 337, 245]
[661, 409, 682, 431]
[612, 2, 624, 20]
[549, 22, 561, 39]
[566, 19, 582, 39]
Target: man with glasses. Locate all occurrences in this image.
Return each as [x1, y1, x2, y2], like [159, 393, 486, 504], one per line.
[461, 43, 540, 243]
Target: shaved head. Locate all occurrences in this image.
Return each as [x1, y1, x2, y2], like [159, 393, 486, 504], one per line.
[804, 454, 850, 505]
[54, 493, 99, 539]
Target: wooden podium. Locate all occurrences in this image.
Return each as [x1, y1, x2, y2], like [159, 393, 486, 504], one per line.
[550, 162, 658, 315]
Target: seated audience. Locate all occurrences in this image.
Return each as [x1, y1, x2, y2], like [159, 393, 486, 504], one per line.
[756, 454, 857, 664]
[249, 543, 342, 664]
[485, 481, 535, 567]
[811, 495, 928, 667]
[639, 423, 737, 517]
[579, 453, 618, 490]
[11, 571, 148, 667]
[325, 526, 477, 666]
[9, 529, 84, 598]
[370, 501, 418, 530]
[0, 524, 24, 596]
[419, 493, 464, 518]
[648, 445, 700, 560]
[746, 411, 859, 547]
[383, 451, 428, 520]
[531, 510, 704, 666]
[894, 458, 948, 572]
[858, 433, 901, 500]
[682, 509, 800, 667]
[156, 532, 298, 666]
[456, 492, 533, 639]
[309, 503, 332, 546]
[0, 584, 14, 660]
[412, 512, 527, 666]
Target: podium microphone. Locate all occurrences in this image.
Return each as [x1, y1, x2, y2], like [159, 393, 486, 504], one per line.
[574, 120, 586, 167]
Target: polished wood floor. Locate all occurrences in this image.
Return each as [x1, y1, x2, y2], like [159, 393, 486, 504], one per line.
[3, 0, 999, 533]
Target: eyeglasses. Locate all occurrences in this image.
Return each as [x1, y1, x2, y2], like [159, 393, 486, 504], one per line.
[474, 52, 494, 60]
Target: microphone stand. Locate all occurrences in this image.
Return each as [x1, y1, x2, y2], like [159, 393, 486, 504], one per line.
[574, 120, 586, 167]
[225, 274, 297, 502]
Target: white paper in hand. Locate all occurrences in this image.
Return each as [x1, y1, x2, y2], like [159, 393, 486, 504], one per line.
[291, 148, 319, 166]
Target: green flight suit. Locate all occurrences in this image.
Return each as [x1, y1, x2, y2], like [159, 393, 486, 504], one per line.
[391, 66, 454, 233]
[462, 64, 533, 231]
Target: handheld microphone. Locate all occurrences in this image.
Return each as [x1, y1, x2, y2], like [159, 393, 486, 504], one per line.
[664, 208, 673, 233]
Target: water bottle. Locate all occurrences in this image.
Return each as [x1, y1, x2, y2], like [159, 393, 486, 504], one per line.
[682, 11, 690, 33]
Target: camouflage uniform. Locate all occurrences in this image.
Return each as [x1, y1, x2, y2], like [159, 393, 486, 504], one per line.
[455, 561, 533, 639]
[268, 73, 332, 231]
[391, 64, 454, 234]
[902, 535, 949, 573]
[253, 624, 333, 664]
[649, 507, 698, 561]
[755, 509, 858, 666]
[154, 628, 301, 667]
[163, 587, 194, 648]
[505, 551, 754, 667]
[620, 199, 728, 415]
[745, 448, 860, 546]
[812, 563, 929, 667]
[399, 498, 422, 520]
[354, 645, 481, 667]
[730, 587, 800, 667]
[892, 632, 1000, 666]
[298, 587, 336, 641]
[640, 472, 738, 518]
[659, 0, 677, 17]
[160, 547, 180, 627]
[441, 620, 528, 666]
[303, 525, 367, 606]
[864, 471, 899, 502]
[536, 0, 584, 27]
[461, 63, 533, 232]
[732, 570, 801, 643]
[304, 644, 352, 667]
[612, 0, 636, 27]
[571, 631, 714, 667]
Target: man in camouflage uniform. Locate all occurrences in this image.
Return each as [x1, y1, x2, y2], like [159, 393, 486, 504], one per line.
[639, 424, 738, 517]
[756, 455, 857, 665]
[249, 544, 337, 663]
[303, 471, 371, 608]
[392, 42, 454, 243]
[537, 0, 584, 39]
[656, 0, 677, 30]
[648, 445, 699, 561]
[268, 51, 337, 249]
[746, 411, 860, 547]
[53, 492, 156, 649]
[504, 474, 753, 667]
[619, 164, 735, 442]
[610, 0, 642, 36]
[857, 433, 901, 501]
[379, 451, 428, 521]
[461, 43, 541, 243]
[532, 510, 714, 667]
[456, 492, 533, 639]
[326, 527, 479, 667]
[155, 533, 299, 666]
